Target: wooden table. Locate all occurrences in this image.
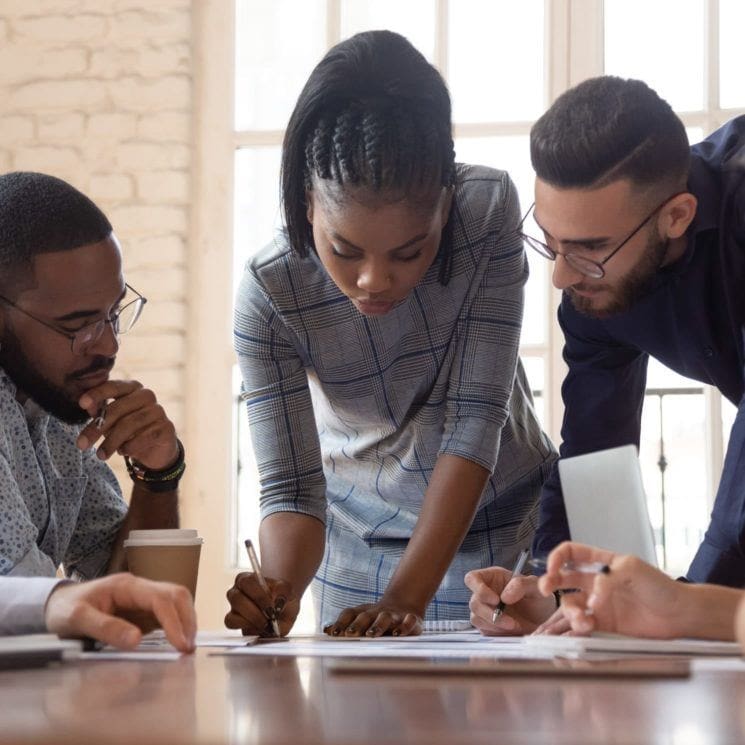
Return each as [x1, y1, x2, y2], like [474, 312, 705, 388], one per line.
[1, 649, 744, 744]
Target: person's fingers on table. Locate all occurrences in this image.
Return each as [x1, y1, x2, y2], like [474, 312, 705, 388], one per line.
[325, 608, 359, 636]
[120, 577, 195, 652]
[343, 609, 379, 637]
[78, 604, 144, 649]
[147, 587, 196, 652]
[391, 613, 421, 637]
[365, 610, 394, 637]
[44, 586, 143, 649]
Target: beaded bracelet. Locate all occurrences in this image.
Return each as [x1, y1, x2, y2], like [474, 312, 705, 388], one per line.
[124, 438, 186, 493]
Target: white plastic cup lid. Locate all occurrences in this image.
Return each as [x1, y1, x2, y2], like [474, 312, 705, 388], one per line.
[124, 529, 203, 547]
[127, 529, 199, 541]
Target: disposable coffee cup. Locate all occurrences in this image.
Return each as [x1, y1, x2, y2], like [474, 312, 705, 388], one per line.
[124, 529, 203, 598]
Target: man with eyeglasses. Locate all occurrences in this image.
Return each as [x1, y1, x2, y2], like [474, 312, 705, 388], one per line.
[0, 172, 185, 613]
[466, 76, 745, 636]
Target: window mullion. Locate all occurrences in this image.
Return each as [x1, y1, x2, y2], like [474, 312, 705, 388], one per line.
[326, 0, 341, 47]
[568, 0, 604, 83]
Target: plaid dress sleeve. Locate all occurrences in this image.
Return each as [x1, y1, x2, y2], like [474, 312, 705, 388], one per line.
[234, 257, 327, 524]
[439, 171, 526, 472]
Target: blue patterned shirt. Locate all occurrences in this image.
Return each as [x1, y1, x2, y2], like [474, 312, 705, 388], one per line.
[0, 369, 126, 579]
[234, 165, 556, 622]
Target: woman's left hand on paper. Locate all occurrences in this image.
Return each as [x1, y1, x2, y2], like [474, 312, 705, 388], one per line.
[324, 600, 424, 637]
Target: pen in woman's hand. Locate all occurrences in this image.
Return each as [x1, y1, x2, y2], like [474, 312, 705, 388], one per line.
[244, 539, 281, 637]
[529, 557, 611, 575]
[492, 548, 531, 623]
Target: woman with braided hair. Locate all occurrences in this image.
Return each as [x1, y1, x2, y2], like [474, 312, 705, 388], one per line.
[226, 30, 556, 637]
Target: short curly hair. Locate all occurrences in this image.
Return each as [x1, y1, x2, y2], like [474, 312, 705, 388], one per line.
[0, 172, 112, 292]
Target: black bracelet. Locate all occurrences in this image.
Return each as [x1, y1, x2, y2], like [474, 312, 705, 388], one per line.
[124, 438, 186, 493]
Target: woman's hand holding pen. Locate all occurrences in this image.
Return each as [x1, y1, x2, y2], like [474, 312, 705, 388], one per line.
[537, 541, 688, 638]
[324, 598, 424, 637]
[465, 567, 555, 635]
[224, 573, 300, 637]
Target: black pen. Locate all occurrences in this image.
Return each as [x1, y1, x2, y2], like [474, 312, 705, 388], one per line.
[492, 548, 530, 623]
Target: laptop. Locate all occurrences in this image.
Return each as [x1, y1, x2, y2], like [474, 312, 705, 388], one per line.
[558, 444, 658, 566]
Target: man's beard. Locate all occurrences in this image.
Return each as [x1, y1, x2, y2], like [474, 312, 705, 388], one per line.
[0, 329, 113, 424]
[567, 233, 669, 319]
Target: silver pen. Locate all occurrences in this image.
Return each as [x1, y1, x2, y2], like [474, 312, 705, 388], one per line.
[244, 539, 281, 637]
[529, 557, 611, 575]
[492, 548, 530, 623]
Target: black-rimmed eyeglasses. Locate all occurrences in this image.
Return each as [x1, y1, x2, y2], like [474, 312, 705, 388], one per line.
[517, 192, 685, 280]
[0, 283, 147, 355]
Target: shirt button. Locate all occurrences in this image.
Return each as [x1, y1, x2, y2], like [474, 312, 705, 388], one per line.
[703, 346, 714, 359]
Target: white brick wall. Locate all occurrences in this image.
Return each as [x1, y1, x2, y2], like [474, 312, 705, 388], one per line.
[0, 0, 192, 484]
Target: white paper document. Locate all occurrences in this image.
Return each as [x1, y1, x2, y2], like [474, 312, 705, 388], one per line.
[524, 633, 743, 657]
[215, 633, 541, 660]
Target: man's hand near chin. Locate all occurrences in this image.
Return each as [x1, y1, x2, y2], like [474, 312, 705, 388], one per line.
[75, 379, 179, 470]
[74, 379, 184, 574]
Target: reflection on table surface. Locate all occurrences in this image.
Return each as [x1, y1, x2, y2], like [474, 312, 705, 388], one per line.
[1, 650, 744, 744]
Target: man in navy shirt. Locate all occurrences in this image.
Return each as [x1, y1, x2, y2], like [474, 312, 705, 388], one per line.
[466, 76, 745, 635]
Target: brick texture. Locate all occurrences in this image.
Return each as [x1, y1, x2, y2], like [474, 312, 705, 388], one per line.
[0, 1, 192, 485]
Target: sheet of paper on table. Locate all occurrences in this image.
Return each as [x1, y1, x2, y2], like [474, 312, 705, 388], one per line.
[213, 632, 543, 660]
[524, 633, 743, 657]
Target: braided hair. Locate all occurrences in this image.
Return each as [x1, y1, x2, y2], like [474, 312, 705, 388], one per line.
[281, 30, 456, 282]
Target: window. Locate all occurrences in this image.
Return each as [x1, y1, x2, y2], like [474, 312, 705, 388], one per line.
[190, 0, 745, 629]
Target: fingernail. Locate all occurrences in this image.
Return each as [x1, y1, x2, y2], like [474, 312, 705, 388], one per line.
[332, 628, 340, 636]
[345, 625, 356, 634]
[366, 626, 379, 637]
[96, 448, 106, 460]
[77, 436, 88, 450]
[275, 597, 286, 613]
[392, 628, 400, 637]
[120, 628, 139, 647]
[79, 394, 92, 409]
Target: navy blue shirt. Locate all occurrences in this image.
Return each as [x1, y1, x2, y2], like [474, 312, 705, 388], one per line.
[533, 116, 745, 586]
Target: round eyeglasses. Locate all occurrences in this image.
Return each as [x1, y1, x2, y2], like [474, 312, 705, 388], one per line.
[0, 283, 147, 355]
[517, 192, 685, 280]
